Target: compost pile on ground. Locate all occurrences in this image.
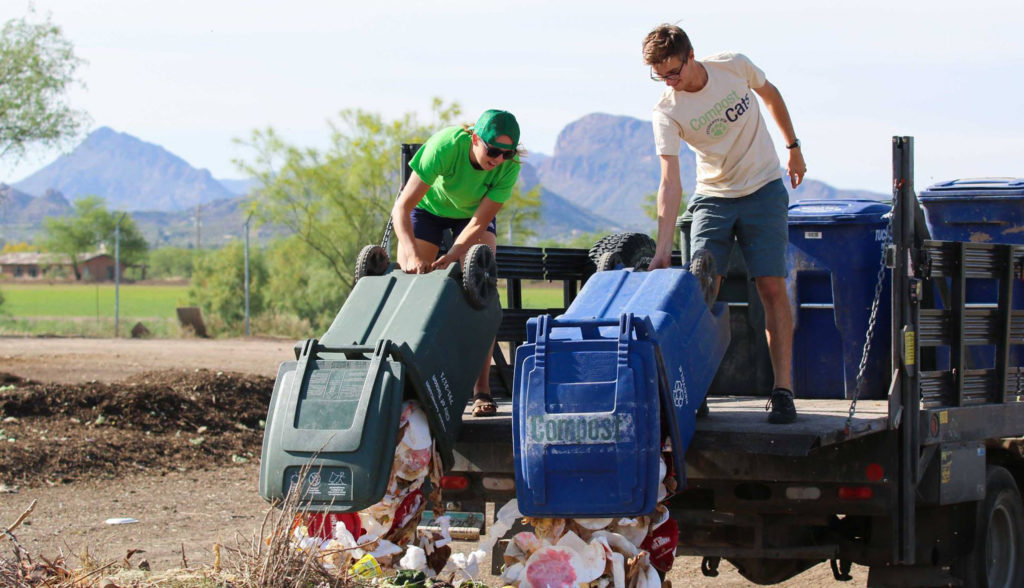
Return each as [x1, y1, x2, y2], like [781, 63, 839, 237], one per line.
[0, 369, 273, 488]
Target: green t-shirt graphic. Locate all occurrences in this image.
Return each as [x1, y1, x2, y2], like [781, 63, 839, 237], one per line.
[410, 126, 520, 219]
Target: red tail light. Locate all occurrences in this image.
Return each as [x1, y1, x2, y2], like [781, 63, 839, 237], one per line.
[838, 486, 874, 500]
[440, 475, 469, 491]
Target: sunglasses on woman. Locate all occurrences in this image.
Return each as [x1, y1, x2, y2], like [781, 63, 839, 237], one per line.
[479, 137, 516, 160]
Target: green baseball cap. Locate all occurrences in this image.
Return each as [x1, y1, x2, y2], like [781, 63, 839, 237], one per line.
[473, 109, 519, 149]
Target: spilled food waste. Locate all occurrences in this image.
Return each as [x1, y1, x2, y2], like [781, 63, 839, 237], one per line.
[282, 405, 677, 587]
[284, 400, 487, 585]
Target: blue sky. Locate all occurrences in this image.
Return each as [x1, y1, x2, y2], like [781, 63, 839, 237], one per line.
[4, 0, 1022, 194]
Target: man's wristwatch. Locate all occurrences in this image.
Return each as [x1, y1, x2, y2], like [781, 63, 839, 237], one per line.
[786, 139, 801, 150]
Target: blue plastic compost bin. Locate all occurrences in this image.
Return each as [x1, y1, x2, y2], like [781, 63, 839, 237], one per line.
[918, 178, 1024, 248]
[512, 269, 730, 517]
[918, 178, 1024, 367]
[513, 313, 661, 517]
[787, 199, 892, 400]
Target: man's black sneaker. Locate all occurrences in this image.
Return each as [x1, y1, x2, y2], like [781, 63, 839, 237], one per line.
[766, 387, 797, 424]
[697, 398, 710, 418]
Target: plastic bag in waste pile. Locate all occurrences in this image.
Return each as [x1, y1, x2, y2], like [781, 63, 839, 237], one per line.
[492, 452, 678, 588]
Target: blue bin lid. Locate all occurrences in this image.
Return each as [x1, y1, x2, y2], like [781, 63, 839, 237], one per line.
[788, 199, 891, 225]
[919, 178, 1024, 200]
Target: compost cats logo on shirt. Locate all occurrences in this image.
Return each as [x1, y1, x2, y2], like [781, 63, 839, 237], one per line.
[690, 90, 754, 138]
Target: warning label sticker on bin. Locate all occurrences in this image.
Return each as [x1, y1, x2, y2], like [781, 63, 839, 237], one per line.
[804, 231, 823, 239]
[285, 466, 353, 501]
[423, 370, 455, 432]
[526, 414, 634, 445]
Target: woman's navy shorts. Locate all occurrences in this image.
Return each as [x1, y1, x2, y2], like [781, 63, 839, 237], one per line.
[411, 208, 497, 246]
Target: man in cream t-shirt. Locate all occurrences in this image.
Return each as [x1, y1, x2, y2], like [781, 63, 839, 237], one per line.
[643, 23, 806, 424]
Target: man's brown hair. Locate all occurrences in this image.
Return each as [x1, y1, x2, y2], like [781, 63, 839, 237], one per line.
[642, 24, 693, 65]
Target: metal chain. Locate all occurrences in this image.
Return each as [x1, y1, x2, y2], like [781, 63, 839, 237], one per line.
[380, 217, 395, 251]
[845, 211, 895, 435]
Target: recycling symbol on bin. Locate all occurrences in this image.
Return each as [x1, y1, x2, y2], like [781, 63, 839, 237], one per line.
[672, 367, 688, 408]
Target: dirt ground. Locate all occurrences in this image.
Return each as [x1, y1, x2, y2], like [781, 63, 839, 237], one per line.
[0, 336, 867, 586]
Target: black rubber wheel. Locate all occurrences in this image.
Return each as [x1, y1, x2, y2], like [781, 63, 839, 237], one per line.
[954, 465, 1024, 588]
[689, 248, 719, 308]
[595, 251, 624, 272]
[588, 232, 656, 270]
[354, 244, 390, 283]
[462, 244, 498, 310]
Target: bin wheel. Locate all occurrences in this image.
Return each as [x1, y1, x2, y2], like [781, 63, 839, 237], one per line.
[354, 244, 390, 283]
[462, 244, 498, 309]
[588, 232, 656, 270]
[595, 251, 624, 272]
[689, 248, 718, 308]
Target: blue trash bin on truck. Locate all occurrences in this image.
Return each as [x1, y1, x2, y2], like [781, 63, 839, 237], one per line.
[918, 178, 1024, 367]
[512, 269, 730, 517]
[787, 199, 892, 400]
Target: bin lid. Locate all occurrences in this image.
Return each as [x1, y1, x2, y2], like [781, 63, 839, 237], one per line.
[919, 178, 1024, 200]
[788, 199, 891, 225]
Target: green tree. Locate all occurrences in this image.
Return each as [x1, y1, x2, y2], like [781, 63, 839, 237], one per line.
[147, 246, 204, 279]
[263, 236, 343, 331]
[42, 196, 148, 279]
[0, 11, 88, 162]
[502, 184, 542, 245]
[188, 242, 267, 334]
[234, 99, 462, 327]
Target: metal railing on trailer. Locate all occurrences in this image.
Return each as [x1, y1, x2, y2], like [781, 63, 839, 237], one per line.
[489, 245, 593, 397]
[889, 136, 1024, 567]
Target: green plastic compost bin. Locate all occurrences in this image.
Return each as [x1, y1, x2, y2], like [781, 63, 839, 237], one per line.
[258, 339, 406, 512]
[319, 261, 502, 465]
[259, 259, 501, 511]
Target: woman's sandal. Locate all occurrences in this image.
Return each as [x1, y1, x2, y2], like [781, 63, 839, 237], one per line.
[471, 393, 498, 417]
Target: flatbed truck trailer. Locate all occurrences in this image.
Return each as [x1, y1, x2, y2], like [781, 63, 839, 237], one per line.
[444, 137, 1024, 587]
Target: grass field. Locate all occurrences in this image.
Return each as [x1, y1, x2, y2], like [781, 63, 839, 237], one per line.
[0, 280, 570, 337]
[0, 283, 190, 317]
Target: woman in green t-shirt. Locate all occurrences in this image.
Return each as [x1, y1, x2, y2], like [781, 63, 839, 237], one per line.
[391, 109, 522, 417]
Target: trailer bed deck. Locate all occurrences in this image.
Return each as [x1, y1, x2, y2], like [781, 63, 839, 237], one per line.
[453, 396, 891, 472]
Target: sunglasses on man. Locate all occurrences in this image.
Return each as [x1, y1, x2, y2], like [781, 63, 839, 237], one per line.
[478, 136, 517, 160]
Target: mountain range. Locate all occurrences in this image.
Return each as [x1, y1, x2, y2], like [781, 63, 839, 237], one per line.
[1, 116, 887, 247]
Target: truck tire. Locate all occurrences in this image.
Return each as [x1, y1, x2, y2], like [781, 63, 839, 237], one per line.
[595, 251, 624, 272]
[954, 465, 1024, 588]
[462, 244, 498, 310]
[588, 232, 656, 271]
[354, 244, 390, 283]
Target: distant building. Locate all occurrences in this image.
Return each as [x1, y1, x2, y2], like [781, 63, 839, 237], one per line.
[0, 252, 126, 282]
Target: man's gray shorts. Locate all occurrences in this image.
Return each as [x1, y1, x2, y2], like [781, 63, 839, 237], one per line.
[686, 178, 789, 278]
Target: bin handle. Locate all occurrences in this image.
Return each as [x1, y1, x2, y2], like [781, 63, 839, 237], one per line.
[283, 338, 396, 453]
[524, 315, 550, 503]
[292, 339, 382, 360]
[291, 338, 319, 398]
[544, 315, 651, 341]
[615, 314, 638, 499]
